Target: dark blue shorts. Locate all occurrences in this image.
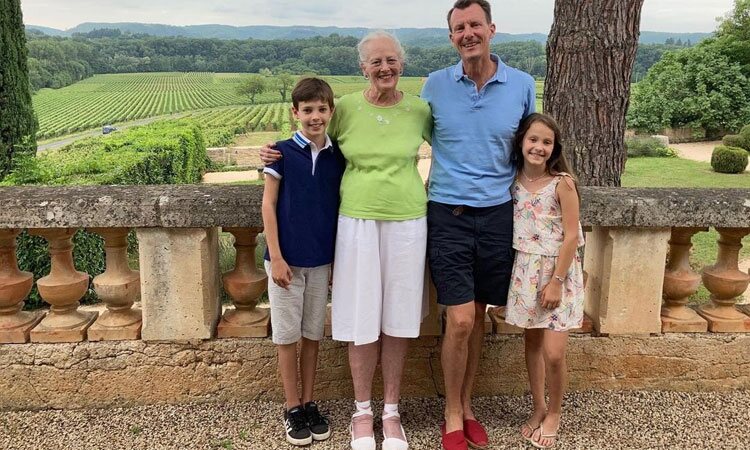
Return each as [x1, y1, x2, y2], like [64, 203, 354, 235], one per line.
[427, 200, 514, 306]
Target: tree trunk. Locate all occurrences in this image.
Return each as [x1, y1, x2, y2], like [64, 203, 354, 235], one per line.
[545, 0, 644, 186]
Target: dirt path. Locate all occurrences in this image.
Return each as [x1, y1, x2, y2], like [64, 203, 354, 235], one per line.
[670, 141, 721, 163]
[671, 140, 750, 173]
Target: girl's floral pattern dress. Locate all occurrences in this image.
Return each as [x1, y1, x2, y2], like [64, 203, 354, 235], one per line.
[505, 174, 585, 331]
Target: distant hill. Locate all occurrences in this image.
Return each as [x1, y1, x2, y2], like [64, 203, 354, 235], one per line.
[26, 22, 712, 46]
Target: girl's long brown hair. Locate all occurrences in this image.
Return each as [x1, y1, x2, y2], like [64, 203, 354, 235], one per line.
[511, 113, 580, 198]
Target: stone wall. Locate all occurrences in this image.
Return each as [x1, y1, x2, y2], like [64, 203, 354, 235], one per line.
[2, 334, 749, 411]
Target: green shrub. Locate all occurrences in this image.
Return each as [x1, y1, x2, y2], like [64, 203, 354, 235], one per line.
[710, 145, 749, 174]
[3, 120, 211, 308]
[722, 134, 750, 151]
[625, 136, 677, 158]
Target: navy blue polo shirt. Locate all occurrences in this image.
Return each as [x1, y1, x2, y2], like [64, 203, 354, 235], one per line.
[263, 131, 345, 267]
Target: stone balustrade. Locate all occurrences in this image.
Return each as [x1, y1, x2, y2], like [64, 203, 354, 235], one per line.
[0, 185, 748, 344]
[0, 185, 748, 409]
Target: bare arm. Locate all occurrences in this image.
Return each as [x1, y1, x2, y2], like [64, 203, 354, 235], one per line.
[540, 177, 581, 309]
[261, 176, 292, 289]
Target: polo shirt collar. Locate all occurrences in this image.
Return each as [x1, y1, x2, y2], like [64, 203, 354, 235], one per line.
[292, 131, 333, 152]
[452, 53, 508, 84]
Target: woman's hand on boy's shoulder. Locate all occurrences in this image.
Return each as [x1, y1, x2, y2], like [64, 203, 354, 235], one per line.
[260, 141, 282, 165]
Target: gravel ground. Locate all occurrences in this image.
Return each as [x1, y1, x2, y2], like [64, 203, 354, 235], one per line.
[1, 391, 748, 450]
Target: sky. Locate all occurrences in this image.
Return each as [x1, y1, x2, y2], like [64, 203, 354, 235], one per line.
[21, 0, 735, 34]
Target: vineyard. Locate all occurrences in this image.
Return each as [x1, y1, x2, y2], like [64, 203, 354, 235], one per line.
[32, 73, 431, 140]
[182, 103, 294, 147]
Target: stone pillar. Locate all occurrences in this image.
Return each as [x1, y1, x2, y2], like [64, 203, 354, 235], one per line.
[0, 229, 42, 343]
[217, 228, 270, 338]
[137, 228, 221, 341]
[584, 227, 670, 334]
[28, 228, 96, 343]
[419, 265, 442, 336]
[698, 228, 750, 332]
[661, 228, 709, 332]
[88, 228, 142, 341]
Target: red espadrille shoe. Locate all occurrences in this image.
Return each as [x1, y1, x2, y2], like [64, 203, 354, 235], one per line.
[441, 423, 468, 450]
[463, 419, 488, 449]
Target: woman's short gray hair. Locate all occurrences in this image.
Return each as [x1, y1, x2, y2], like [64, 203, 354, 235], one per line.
[357, 30, 406, 63]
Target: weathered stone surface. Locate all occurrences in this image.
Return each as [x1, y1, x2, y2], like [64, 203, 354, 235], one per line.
[0, 334, 748, 411]
[585, 227, 670, 334]
[137, 228, 221, 341]
[0, 186, 747, 229]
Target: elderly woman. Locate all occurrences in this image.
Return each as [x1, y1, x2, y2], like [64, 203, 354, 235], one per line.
[262, 30, 431, 450]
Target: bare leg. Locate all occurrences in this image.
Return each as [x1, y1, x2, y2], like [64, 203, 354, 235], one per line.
[522, 329, 546, 438]
[349, 341, 380, 440]
[442, 302, 476, 433]
[299, 337, 319, 404]
[278, 343, 300, 408]
[533, 330, 569, 447]
[381, 334, 410, 440]
[460, 301, 487, 421]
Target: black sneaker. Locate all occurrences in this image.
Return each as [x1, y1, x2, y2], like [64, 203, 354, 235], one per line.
[284, 405, 312, 446]
[304, 401, 331, 441]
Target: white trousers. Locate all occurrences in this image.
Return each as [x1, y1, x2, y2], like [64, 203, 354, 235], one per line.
[331, 215, 428, 345]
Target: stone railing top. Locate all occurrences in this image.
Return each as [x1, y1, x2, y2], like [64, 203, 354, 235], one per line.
[0, 185, 747, 229]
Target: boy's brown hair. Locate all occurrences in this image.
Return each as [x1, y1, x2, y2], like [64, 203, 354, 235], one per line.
[291, 77, 335, 110]
[447, 0, 492, 30]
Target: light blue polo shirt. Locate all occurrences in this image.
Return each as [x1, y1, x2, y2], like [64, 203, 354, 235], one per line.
[422, 54, 536, 207]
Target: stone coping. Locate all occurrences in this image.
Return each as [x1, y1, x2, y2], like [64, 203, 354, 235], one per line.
[0, 185, 747, 228]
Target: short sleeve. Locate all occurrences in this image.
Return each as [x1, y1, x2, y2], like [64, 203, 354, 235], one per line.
[420, 75, 434, 105]
[524, 78, 536, 117]
[328, 102, 341, 141]
[263, 144, 284, 179]
[421, 102, 433, 145]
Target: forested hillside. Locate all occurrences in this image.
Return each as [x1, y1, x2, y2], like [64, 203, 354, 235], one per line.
[25, 30, 691, 91]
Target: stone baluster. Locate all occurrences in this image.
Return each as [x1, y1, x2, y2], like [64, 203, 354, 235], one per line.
[88, 228, 142, 341]
[29, 228, 97, 342]
[217, 227, 270, 338]
[0, 229, 43, 343]
[698, 228, 750, 332]
[661, 227, 708, 332]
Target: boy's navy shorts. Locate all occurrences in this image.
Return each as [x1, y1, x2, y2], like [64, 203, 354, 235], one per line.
[427, 200, 514, 307]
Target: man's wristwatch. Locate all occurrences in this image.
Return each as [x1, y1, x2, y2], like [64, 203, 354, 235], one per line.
[553, 275, 565, 283]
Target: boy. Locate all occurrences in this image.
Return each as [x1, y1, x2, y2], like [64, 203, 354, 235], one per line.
[261, 77, 343, 446]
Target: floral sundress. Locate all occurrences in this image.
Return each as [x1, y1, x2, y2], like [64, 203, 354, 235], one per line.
[505, 174, 585, 331]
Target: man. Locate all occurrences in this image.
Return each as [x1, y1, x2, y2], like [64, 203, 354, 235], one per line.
[421, 1, 536, 449]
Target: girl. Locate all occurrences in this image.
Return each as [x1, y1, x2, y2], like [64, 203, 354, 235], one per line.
[505, 113, 585, 449]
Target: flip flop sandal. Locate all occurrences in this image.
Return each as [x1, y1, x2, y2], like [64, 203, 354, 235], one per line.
[531, 424, 558, 449]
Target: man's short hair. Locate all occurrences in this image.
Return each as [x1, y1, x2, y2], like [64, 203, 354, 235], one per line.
[291, 77, 335, 109]
[447, 0, 492, 31]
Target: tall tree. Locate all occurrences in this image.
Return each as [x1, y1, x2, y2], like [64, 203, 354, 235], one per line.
[544, 0, 644, 186]
[275, 72, 295, 102]
[0, 0, 38, 179]
[237, 74, 267, 104]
